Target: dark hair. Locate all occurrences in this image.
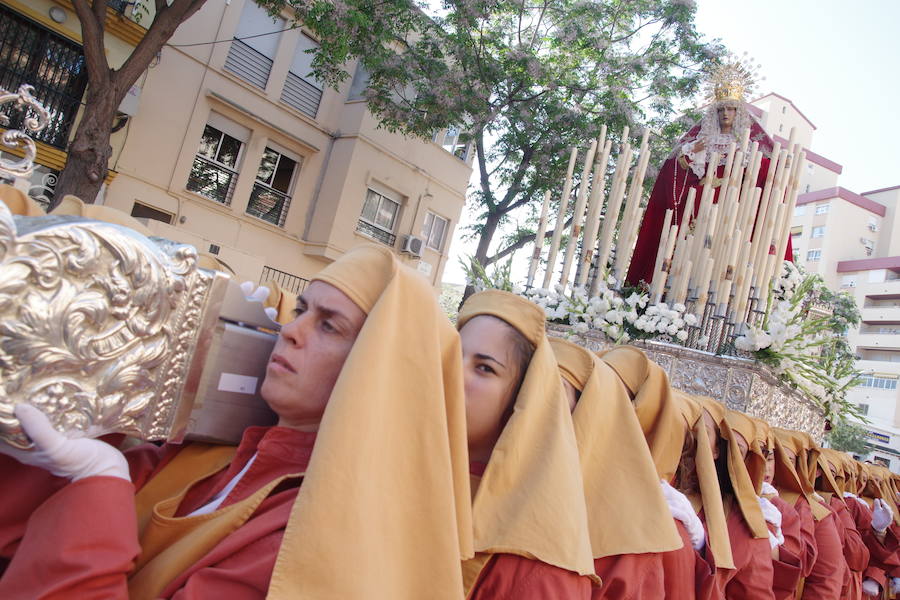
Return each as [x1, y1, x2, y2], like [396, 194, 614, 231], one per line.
[715, 438, 734, 497]
[489, 316, 535, 428]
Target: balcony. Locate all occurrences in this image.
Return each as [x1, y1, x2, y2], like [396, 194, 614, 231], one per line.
[856, 334, 900, 352]
[861, 307, 900, 323]
[356, 219, 396, 246]
[856, 359, 900, 374]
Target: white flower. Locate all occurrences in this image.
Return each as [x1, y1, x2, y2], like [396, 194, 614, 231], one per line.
[676, 330, 689, 342]
[673, 303, 686, 313]
[666, 324, 679, 335]
[684, 314, 698, 326]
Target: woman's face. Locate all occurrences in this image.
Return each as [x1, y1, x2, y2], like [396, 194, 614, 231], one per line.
[460, 316, 524, 462]
[764, 446, 776, 483]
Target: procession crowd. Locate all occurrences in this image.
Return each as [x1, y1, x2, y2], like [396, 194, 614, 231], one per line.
[0, 224, 897, 599]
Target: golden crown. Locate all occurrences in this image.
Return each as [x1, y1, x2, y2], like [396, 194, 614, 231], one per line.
[705, 55, 761, 103]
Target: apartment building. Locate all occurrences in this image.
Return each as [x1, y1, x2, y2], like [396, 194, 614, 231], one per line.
[751, 94, 900, 469]
[0, 0, 473, 291]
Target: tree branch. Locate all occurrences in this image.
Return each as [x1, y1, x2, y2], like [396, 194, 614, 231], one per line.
[488, 215, 574, 265]
[71, 0, 110, 89]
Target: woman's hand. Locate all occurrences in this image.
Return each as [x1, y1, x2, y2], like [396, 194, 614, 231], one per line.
[0, 404, 130, 482]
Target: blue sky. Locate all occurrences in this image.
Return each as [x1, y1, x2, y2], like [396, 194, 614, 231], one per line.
[443, 0, 900, 284]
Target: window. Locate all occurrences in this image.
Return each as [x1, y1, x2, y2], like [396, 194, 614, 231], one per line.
[805, 184, 810, 193]
[812, 226, 825, 238]
[348, 63, 370, 100]
[0, 5, 88, 149]
[778, 123, 783, 132]
[246, 147, 299, 226]
[131, 202, 173, 224]
[280, 33, 323, 118]
[421, 211, 449, 251]
[357, 189, 400, 245]
[857, 403, 869, 416]
[186, 121, 247, 205]
[806, 249, 821, 261]
[815, 203, 830, 215]
[794, 205, 806, 217]
[224, 1, 285, 89]
[782, 106, 786, 114]
[859, 376, 899, 390]
[840, 275, 857, 288]
[434, 126, 472, 161]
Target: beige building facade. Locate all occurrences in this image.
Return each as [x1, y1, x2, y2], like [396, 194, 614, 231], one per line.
[752, 94, 900, 470]
[2, 0, 473, 293]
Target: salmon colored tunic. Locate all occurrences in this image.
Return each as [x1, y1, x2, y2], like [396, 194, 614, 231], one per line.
[0, 427, 313, 599]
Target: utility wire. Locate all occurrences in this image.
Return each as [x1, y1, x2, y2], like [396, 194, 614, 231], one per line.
[166, 25, 300, 48]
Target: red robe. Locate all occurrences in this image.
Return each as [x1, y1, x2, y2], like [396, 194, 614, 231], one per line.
[802, 504, 846, 600]
[769, 496, 804, 600]
[470, 553, 592, 600]
[792, 496, 819, 579]
[828, 496, 871, 600]
[714, 502, 776, 600]
[0, 426, 314, 599]
[626, 124, 792, 287]
[591, 519, 716, 599]
[847, 498, 900, 592]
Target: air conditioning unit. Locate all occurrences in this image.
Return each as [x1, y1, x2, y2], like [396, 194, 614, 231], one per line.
[401, 235, 425, 257]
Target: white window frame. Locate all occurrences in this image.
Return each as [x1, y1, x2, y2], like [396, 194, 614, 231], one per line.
[812, 226, 825, 238]
[245, 146, 301, 227]
[360, 188, 401, 234]
[815, 203, 830, 215]
[421, 211, 449, 251]
[806, 249, 821, 262]
[794, 205, 806, 216]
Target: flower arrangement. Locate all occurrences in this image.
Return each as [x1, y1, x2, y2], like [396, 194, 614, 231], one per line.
[734, 261, 864, 422]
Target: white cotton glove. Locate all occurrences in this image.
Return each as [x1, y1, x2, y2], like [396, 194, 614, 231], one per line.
[240, 281, 277, 320]
[0, 404, 129, 482]
[891, 577, 900, 595]
[660, 479, 706, 551]
[761, 481, 779, 496]
[872, 498, 894, 534]
[758, 496, 785, 548]
[862, 577, 880, 597]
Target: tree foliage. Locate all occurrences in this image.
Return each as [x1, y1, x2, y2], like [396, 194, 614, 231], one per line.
[288, 0, 725, 270]
[826, 420, 872, 456]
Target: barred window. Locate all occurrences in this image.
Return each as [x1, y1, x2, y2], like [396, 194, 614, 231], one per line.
[187, 124, 244, 205]
[0, 5, 87, 149]
[357, 189, 400, 245]
[246, 147, 299, 227]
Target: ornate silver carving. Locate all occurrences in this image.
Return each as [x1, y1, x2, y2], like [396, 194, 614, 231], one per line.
[552, 326, 827, 441]
[0, 199, 231, 448]
[0, 85, 50, 181]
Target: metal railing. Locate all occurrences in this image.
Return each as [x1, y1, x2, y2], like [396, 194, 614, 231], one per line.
[246, 182, 290, 227]
[224, 39, 272, 90]
[186, 155, 237, 205]
[260, 266, 310, 296]
[0, 5, 87, 149]
[280, 71, 322, 119]
[356, 219, 396, 246]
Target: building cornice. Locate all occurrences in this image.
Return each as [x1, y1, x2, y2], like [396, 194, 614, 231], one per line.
[796, 186, 886, 217]
[751, 92, 817, 130]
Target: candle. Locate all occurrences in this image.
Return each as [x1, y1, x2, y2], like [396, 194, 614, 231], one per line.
[576, 136, 613, 287]
[559, 139, 599, 290]
[526, 190, 553, 288]
[542, 147, 579, 289]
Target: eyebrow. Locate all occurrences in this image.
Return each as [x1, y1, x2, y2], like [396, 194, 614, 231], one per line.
[474, 352, 506, 369]
[296, 295, 351, 328]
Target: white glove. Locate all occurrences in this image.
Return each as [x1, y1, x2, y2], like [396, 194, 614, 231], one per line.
[240, 281, 277, 320]
[758, 496, 785, 548]
[891, 577, 900, 595]
[761, 481, 779, 496]
[661, 480, 706, 551]
[845, 491, 870, 509]
[0, 404, 129, 482]
[862, 577, 880, 597]
[872, 498, 893, 534]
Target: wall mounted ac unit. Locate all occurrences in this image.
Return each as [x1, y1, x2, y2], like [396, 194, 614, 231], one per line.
[401, 235, 425, 258]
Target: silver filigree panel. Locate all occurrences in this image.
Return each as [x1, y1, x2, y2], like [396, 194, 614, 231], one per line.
[0, 200, 230, 448]
[551, 327, 826, 441]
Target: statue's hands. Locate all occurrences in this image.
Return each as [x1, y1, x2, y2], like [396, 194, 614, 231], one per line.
[690, 139, 706, 155]
[0, 404, 130, 482]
